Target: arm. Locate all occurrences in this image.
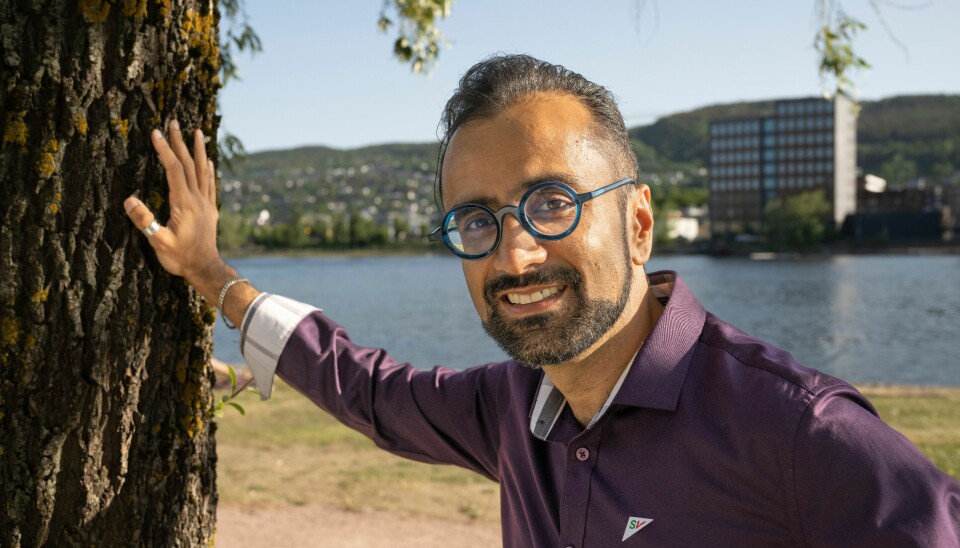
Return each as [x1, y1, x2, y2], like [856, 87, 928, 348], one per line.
[792, 387, 960, 546]
[123, 120, 259, 326]
[126, 122, 504, 478]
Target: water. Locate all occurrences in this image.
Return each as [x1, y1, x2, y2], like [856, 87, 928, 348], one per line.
[214, 254, 960, 386]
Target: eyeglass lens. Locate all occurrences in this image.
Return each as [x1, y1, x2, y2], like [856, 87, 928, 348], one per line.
[444, 184, 579, 257]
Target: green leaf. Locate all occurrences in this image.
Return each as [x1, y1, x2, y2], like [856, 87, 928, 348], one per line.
[227, 364, 237, 392]
[227, 402, 246, 415]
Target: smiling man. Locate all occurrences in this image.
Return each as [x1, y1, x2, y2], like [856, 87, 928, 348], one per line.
[125, 55, 959, 546]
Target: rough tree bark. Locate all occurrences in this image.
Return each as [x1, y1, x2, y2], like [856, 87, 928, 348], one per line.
[0, 0, 222, 545]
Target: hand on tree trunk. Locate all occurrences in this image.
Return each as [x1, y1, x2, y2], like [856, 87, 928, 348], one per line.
[124, 119, 261, 323]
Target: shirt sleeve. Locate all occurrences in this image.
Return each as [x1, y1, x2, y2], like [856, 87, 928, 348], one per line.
[239, 293, 320, 400]
[239, 293, 504, 481]
[791, 386, 960, 546]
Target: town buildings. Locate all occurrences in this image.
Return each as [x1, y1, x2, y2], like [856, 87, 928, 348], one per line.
[708, 96, 858, 239]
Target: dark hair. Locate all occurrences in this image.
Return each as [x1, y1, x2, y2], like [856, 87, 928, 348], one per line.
[435, 54, 638, 209]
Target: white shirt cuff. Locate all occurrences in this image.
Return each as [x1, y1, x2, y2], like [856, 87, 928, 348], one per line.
[240, 293, 320, 400]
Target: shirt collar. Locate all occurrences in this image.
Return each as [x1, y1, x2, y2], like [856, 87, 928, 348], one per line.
[528, 271, 706, 440]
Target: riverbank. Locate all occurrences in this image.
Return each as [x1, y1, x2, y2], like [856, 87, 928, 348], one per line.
[220, 242, 960, 260]
[213, 380, 959, 547]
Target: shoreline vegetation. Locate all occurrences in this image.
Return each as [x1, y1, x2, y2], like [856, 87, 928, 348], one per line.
[214, 380, 959, 546]
[220, 242, 960, 261]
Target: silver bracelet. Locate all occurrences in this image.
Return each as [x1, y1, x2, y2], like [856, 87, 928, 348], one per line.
[217, 278, 249, 329]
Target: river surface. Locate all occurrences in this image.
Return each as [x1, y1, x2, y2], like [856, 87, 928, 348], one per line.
[213, 254, 960, 386]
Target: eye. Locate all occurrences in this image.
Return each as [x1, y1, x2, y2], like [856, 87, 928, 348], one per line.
[452, 207, 496, 233]
[527, 189, 576, 216]
[463, 215, 494, 232]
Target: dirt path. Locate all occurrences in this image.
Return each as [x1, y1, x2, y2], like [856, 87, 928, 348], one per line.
[216, 505, 502, 547]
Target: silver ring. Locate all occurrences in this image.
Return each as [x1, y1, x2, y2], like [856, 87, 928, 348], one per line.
[142, 220, 161, 237]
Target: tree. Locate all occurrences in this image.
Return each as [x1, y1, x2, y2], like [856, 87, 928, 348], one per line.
[0, 1, 221, 544]
[763, 191, 833, 249]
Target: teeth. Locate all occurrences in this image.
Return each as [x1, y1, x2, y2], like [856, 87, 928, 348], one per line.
[507, 286, 559, 305]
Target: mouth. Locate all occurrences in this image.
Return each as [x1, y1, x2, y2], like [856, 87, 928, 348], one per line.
[497, 284, 565, 316]
[505, 286, 561, 305]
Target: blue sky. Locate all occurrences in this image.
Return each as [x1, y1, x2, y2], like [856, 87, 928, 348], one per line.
[219, 0, 960, 152]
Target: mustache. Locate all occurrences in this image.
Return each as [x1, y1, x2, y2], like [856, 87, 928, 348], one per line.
[483, 266, 582, 304]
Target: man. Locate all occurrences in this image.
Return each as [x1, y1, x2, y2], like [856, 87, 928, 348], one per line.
[125, 55, 960, 546]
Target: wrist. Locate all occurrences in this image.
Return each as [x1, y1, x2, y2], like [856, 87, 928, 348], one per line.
[184, 259, 236, 304]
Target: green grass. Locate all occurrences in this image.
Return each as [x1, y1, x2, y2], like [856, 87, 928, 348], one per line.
[215, 381, 960, 522]
[860, 385, 960, 479]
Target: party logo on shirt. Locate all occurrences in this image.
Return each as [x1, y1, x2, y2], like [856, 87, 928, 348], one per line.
[622, 517, 652, 541]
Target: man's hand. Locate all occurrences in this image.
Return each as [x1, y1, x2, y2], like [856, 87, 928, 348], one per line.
[124, 120, 222, 288]
[125, 120, 261, 325]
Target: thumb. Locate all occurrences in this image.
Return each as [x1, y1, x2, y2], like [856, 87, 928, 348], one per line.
[124, 196, 170, 249]
[124, 196, 157, 232]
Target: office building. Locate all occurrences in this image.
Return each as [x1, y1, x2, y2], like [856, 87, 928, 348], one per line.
[708, 96, 857, 238]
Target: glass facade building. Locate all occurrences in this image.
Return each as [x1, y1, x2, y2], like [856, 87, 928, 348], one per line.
[709, 96, 857, 237]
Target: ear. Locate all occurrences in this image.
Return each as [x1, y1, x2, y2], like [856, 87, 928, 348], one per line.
[628, 184, 654, 266]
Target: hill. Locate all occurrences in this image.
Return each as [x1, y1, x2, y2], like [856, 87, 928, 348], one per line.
[629, 94, 960, 179]
[218, 94, 959, 249]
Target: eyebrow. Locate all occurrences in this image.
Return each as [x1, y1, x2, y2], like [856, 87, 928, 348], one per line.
[453, 172, 584, 210]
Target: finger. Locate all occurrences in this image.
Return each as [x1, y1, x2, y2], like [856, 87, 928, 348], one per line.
[207, 160, 217, 204]
[124, 196, 156, 231]
[152, 129, 191, 206]
[167, 120, 199, 193]
[194, 129, 210, 198]
[124, 196, 173, 249]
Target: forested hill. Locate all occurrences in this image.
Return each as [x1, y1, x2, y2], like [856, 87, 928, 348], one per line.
[227, 94, 959, 193]
[628, 94, 960, 181]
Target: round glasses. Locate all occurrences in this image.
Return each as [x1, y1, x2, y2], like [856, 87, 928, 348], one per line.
[429, 177, 635, 260]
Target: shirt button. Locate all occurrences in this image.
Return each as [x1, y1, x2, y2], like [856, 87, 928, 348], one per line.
[575, 447, 590, 461]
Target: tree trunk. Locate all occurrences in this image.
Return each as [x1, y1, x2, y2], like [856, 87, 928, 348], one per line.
[0, 0, 222, 545]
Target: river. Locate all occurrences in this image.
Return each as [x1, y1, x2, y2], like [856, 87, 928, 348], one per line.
[213, 254, 960, 386]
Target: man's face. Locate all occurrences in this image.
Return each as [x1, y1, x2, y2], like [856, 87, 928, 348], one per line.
[441, 93, 648, 367]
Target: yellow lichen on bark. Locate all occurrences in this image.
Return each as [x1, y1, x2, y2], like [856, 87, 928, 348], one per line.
[150, 80, 168, 114]
[79, 0, 111, 23]
[121, 0, 148, 19]
[50, 192, 62, 213]
[37, 139, 59, 177]
[112, 118, 130, 140]
[3, 111, 28, 147]
[154, 0, 172, 21]
[181, 9, 221, 88]
[1, 317, 21, 347]
[32, 290, 49, 303]
[72, 113, 88, 135]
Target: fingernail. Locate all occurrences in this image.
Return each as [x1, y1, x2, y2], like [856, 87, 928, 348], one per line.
[152, 129, 163, 140]
[171, 119, 180, 131]
[124, 196, 140, 215]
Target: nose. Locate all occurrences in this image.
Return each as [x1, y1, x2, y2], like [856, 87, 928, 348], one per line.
[492, 214, 547, 275]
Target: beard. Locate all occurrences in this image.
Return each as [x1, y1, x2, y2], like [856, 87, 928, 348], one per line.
[481, 248, 633, 368]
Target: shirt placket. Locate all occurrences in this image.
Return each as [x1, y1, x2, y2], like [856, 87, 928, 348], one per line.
[557, 430, 600, 548]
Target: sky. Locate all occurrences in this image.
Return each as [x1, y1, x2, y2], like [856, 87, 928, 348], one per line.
[219, 0, 960, 152]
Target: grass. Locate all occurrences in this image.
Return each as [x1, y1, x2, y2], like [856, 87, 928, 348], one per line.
[215, 381, 960, 522]
[214, 381, 500, 523]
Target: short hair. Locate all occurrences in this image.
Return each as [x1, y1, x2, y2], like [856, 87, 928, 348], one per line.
[436, 54, 638, 209]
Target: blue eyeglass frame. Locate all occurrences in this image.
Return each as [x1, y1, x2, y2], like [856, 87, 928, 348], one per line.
[428, 177, 636, 260]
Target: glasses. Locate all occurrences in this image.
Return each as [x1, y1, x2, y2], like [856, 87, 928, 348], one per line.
[428, 177, 635, 260]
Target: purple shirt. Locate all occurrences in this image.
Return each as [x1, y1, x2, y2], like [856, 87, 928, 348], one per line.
[242, 271, 960, 547]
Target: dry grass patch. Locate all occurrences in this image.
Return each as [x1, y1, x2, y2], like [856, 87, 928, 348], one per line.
[215, 381, 959, 523]
[215, 381, 500, 523]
